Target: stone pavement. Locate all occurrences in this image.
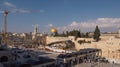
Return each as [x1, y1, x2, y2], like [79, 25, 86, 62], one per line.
[75, 63, 120, 67]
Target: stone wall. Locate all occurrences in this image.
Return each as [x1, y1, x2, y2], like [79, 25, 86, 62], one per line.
[46, 36, 70, 44]
[73, 36, 120, 60]
[0, 50, 12, 62]
[46, 35, 120, 60]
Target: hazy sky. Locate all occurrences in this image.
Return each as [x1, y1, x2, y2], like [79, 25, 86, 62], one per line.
[0, 0, 120, 33]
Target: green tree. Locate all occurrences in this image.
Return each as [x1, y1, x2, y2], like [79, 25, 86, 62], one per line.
[54, 31, 58, 36]
[77, 30, 81, 37]
[85, 32, 89, 38]
[93, 25, 100, 41]
[68, 30, 81, 37]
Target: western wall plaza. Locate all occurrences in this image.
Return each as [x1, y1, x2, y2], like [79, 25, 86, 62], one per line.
[0, 0, 120, 67]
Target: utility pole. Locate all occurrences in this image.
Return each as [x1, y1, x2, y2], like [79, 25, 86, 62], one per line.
[4, 10, 8, 44]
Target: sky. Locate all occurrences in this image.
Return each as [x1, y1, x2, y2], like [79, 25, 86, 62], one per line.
[0, 0, 120, 33]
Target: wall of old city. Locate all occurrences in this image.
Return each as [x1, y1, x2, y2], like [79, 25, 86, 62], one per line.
[46, 35, 120, 60]
[46, 36, 70, 44]
[74, 35, 120, 60]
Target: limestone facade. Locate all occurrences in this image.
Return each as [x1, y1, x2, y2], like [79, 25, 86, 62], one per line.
[74, 35, 120, 60]
[46, 34, 120, 60]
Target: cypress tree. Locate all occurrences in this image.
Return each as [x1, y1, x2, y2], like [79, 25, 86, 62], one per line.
[93, 25, 100, 41]
[85, 32, 89, 38]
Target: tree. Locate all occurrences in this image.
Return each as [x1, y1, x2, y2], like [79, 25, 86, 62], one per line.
[85, 32, 89, 38]
[77, 30, 81, 37]
[68, 30, 81, 37]
[93, 25, 100, 41]
[54, 31, 58, 36]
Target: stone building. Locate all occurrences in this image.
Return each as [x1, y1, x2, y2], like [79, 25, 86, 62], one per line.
[0, 46, 12, 63]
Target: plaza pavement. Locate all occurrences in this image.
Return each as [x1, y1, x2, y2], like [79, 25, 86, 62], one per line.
[75, 63, 120, 67]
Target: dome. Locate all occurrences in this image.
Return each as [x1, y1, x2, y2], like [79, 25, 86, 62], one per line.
[51, 28, 57, 33]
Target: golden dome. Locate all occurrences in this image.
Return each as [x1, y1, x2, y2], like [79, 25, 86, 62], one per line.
[51, 28, 57, 33]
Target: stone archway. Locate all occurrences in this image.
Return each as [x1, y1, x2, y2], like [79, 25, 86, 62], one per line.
[0, 56, 8, 62]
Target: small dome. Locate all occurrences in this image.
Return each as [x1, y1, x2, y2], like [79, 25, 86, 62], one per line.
[51, 28, 57, 33]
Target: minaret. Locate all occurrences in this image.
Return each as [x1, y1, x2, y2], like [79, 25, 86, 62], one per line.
[34, 25, 37, 35]
[32, 25, 38, 40]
